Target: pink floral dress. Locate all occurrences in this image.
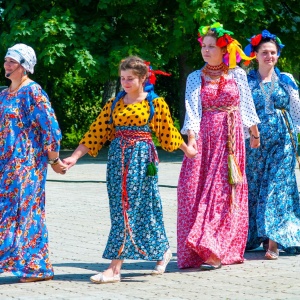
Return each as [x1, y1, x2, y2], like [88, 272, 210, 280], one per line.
[177, 70, 254, 268]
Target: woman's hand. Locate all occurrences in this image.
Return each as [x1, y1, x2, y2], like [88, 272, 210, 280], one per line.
[62, 156, 78, 169]
[250, 135, 260, 148]
[51, 159, 68, 174]
[188, 137, 198, 152]
[184, 145, 198, 159]
[249, 125, 260, 148]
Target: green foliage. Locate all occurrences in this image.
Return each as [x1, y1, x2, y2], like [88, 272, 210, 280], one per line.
[0, 0, 299, 149]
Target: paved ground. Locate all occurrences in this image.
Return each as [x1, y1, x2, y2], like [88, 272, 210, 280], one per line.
[1, 148, 300, 300]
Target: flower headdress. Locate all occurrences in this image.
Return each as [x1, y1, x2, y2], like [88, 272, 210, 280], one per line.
[244, 29, 285, 61]
[198, 22, 255, 69]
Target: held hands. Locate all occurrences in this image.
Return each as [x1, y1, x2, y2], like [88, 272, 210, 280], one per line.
[185, 145, 198, 158]
[51, 159, 68, 175]
[62, 156, 78, 169]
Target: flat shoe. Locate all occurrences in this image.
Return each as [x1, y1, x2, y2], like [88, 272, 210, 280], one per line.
[151, 248, 172, 275]
[200, 263, 222, 271]
[265, 249, 279, 260]
[20, 276, 54, 283]
[90, 272, 121, 284]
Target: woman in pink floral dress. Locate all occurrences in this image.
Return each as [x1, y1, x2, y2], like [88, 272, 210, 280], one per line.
[177, 23, 260, 270]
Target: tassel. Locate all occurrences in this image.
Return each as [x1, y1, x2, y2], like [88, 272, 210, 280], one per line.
[228, 154, 243, 185]
[147, 162, 157, 176]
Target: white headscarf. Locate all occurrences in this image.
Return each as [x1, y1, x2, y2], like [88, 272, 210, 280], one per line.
[5, 43, 37, 74]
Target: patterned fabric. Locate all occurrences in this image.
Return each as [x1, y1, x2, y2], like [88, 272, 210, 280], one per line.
[181, 67, 260, 139]
[0, 82, 61, 278]
[80, 97, 183, 155]
[81, 97, 183, 261]
[5, 44, 37, 74]
[177, 71, 254, 268]
[246, 71, 300, 252]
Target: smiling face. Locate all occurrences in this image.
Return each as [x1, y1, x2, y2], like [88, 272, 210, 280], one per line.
[120, 69, 145, 95]
[201, 36, 225, 66]
[4, 57, 24, 79]
[255, 42, 279, 69]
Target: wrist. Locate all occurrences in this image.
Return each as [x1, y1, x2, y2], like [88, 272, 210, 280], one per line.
[48, 157, 59, 165]
[251, 134, 260, 139]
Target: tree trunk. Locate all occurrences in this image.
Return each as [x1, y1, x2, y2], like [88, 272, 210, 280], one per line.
[103, 80, 117, 103]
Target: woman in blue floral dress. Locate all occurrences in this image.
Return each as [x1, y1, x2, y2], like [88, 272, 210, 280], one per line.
[0, 44, 66, 282]
[63, 56, 197, 284]
[244, 30, 300, 259]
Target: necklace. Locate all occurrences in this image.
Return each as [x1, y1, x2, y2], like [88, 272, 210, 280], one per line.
[9, 76, 28, 94]
[202, 62, 228, 80]
[257, 71, 276, 114]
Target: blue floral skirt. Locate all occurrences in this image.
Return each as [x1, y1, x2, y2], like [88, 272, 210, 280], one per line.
[246, 111, 300, 252]
[102, 125, 169, 260]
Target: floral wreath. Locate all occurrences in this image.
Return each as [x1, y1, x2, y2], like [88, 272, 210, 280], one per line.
[244, 29, 285, 60]
[197, 22, 254, 68]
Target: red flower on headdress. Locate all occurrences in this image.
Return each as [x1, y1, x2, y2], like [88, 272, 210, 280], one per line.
[144, 61, 171, 85]
[216, 34, 234, 48]
[250, 34, 262, 46]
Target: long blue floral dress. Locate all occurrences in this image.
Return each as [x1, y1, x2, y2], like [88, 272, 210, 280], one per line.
[80, 96, 183, 261]
[246, 69, 300, 252]
[0, 82, 61, 278]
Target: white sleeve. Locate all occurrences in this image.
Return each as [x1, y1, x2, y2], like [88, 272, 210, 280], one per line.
[181, 70, 202, 139]
[231, 67, 260, 138]
[281, 73, 300, 134]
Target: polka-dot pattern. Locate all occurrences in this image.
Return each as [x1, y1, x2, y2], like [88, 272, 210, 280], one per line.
[280, 72, 300, 133]
[80, 97, 184, 155]
[181, 67, 260, 139]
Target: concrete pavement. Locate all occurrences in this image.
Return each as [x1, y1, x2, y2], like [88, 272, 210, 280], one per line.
[1, 148, 300, 300]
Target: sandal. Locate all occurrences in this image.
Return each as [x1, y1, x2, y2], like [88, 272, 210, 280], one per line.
[265, 249, 279, 260]
[90, 272, 121, 284]
[200, 263, 222, 271]
[151, 248, 172, 275]
[20, 276, 54, 283]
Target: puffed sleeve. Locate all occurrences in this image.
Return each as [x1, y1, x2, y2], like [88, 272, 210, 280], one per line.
[180, 70, 202, 139]
[231, 67, 260, 138]
[80, 98, 115, 157]
[29, 83, 62, 152]
[149, 97, 184, 152]
[281, 72, 300, 133]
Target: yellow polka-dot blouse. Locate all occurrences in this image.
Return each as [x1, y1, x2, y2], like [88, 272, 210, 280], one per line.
[80, 97, 184, 157]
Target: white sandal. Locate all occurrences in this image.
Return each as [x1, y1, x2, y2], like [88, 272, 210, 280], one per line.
[90, 272, 121, 284]
[151, 248, 172, 275]
[265, 249, 279, 260]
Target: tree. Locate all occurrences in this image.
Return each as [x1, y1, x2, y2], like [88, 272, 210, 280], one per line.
[0, 0, 299, 147]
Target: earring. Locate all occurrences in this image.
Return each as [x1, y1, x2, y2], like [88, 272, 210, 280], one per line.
[24, 71, 27, 75]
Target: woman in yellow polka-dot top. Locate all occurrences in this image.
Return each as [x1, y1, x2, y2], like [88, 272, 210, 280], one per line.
[63, 56, 197, 284]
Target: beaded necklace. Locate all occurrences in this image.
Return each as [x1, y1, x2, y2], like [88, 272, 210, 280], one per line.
[257, 71, 276, 114]
[202, 63, 228, 80]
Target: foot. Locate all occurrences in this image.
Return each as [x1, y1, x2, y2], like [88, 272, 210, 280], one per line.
[265, 249, 279, 260]
[151, 248, 172, 275]
[20, 276, 54, 283]
[90, 272, 121, 284]
[200, 263, 222, 271]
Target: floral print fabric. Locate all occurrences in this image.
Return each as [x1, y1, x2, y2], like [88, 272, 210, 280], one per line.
[0, 82, 61, 278]
[246, 71, 300, 251]
[81, 97, 183, 261]
[177, 71, 251, 268]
